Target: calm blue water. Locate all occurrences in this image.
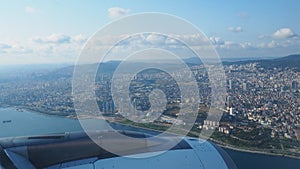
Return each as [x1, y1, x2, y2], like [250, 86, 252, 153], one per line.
[0, 108, 158, 137]
[0, 108, 84, 137]
[224, 148, 300, 169]
[0, 108, 299, 169]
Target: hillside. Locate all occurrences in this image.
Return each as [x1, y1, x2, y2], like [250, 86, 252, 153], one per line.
[260, 54, 300, 71]
[224, 54, 300, 71]
[30, 54, 300, 81]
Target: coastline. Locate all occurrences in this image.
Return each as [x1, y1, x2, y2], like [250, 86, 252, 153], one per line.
[106, 118, 300, 160]
[216, 142, 300, 160]
[17, 106, 72, 117]
[3, 106, 300, 160]
[106, 120, 300, 160]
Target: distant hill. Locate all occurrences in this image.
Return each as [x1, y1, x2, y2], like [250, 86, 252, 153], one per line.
[183, 57, 202, 65]
[260, 54, 300, 71]
[39, 58, 203, 80]
[38, 61, 121, 80]
[0, 64, 69, 82]
[31, 54, 300, 81]
[224, 54, 300, 71]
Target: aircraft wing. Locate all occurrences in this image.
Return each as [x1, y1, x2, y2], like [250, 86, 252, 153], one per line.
[0, 131, 237, 169]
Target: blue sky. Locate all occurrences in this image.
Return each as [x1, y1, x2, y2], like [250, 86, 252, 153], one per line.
[0, 0, 299, 65]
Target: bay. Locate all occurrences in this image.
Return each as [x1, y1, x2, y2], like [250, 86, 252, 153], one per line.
[224, 148, 300, 169]
[0, 108, 84, 137]
[0, 108, 299, 169]
[0, 108, 158, 137]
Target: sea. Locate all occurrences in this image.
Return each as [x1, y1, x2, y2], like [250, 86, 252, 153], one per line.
[0, 108, 299, 169]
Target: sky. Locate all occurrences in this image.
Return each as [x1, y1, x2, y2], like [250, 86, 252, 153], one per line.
[0, 0, 299, 65]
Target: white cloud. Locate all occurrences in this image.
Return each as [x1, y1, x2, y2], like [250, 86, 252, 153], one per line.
[209, 36, 224, 45]
[272, 28, 297, 39]
[208, 36, 256, 50]
[178, 34, 209, 46]
[10, 45, 33, 54]
[0, 43, 11, 49]
[0, 43, 11, 53]
[227, 26, 243, 33]
[71, 34, 88, 44]
[267, 40, 278, 48]
[25, 6, 38, 14]
[3, 31, 300, 65]
[33, 34, 71, 44]
[108, 7, 130, 19]
[240, 42, 253, 49]
[145, 34, 166, 44]
[0, 34, 88, 64]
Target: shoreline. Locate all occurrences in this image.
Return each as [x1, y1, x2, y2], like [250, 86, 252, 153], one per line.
[113, 120, 300, 160]
[102, 118, 300, 160]
[215, 142, 300, 160]
[2, 106, 300, 160]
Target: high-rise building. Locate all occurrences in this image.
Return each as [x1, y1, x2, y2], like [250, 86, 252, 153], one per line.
[110, 100, 115, 113]
[226, 96, 231, 109]
[103, 101, 107, 113]
[292, 81, 299, 92]
[229, 107, 235, 116]
[228, 79, 232, 90]
[242, 82, 247, 91]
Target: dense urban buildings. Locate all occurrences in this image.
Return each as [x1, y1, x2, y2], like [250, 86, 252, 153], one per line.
[0, 56, 299, 155]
